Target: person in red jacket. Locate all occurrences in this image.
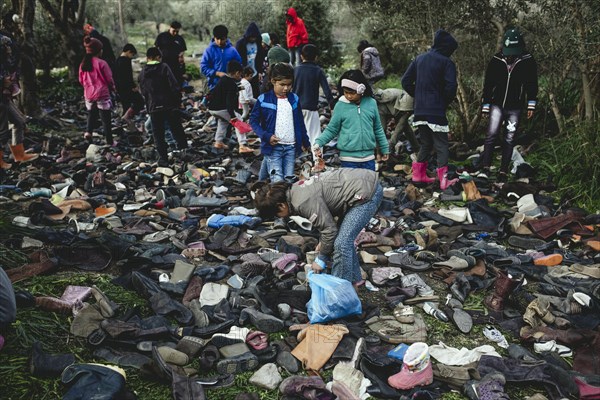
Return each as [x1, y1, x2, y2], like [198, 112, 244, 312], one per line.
[285, 7, 308, 66]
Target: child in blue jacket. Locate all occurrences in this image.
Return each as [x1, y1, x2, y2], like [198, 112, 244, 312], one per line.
[250, 63, 310, 182]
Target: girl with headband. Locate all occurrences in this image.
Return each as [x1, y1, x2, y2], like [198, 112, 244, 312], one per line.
[313, 70, 389, 170]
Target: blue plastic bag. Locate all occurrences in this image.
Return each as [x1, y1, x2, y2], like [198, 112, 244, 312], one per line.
[306, 271, 362, 323]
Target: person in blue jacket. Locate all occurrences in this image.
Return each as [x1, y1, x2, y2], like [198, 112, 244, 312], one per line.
[200, 25, 242, 92]
[401, 29, 459, 190]
[249, 63, 310, 183]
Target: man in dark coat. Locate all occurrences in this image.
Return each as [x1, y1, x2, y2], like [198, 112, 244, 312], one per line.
[155, 21, 187, 85]
[84, 24, 116, 71]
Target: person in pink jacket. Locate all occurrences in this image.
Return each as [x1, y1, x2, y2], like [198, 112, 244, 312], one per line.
[285, 7, 309, 66]
[79, 36, 115, 144]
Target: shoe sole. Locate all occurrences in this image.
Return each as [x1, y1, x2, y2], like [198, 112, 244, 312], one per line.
[210, 336, 244, 348]
[276, 351, 299, 373]
[451, 308, 473, 334]
[216, 354, 259, 374]
[253, 317, 284, 333]
[508, 236, 546, 250]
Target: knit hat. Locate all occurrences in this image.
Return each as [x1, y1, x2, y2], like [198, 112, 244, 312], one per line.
[502, 28, 524, 56]
[261, 33, 271, 46]
[84, 37, 103, 55]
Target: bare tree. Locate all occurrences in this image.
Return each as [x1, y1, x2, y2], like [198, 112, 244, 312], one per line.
[38, 0, 87, 78]
[8, 0, 39, 115]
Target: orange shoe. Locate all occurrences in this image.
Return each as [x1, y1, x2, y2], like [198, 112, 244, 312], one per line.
[9, 143, 39, 163]
[534, 253, 563, 266]
[213, 142, 229, 150]
[238, 145, 253, 154]
[0, 151, 12, 169]
[585, 240, 600, 252]
[95, 205, 117, 218]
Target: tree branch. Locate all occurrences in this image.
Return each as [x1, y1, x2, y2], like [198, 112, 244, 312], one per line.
[38, 0, 62, 26]
[76, 0, 87, 25]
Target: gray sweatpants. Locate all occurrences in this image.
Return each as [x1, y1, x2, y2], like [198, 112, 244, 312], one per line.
[209, 109, 246, 145]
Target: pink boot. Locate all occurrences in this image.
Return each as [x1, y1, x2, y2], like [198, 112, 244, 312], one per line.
[412, 162, 435, 183]
[437, 165, 459, 190]
[388, 342, 433, 390]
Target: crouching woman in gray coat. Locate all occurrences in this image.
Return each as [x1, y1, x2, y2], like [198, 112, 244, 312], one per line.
[253, 168, 383, 287]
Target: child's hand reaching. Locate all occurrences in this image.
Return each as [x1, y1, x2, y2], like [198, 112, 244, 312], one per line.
[269, 135, 280, 145]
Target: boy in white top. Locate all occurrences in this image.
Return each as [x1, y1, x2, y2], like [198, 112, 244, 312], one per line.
[239, 67, 256, 120]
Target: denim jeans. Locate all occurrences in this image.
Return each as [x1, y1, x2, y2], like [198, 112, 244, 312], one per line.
[481, 105, 521, 173]
[265, 144, 295, 182]
[331, 183, 384, 283]
[62, 364, 126, 400]
[290, 47, 302, 67]
[258, 158, 269, 181]
[340, 159, 376, 171]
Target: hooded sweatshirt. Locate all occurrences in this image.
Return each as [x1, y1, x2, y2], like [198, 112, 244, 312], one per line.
[286, 8, 309, 48]
[200, 39, 242, 91]
[361, 47, 384, 82]
[401, 29, 458, 125]
[138, 61, 181, 113]
[235, 22, 266, 75]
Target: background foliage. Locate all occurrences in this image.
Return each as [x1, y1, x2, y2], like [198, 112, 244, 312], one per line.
[0, 0, 598, 210]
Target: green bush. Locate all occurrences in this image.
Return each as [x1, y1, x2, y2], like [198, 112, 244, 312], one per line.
[185, 63, 201, 80]
[527, 121, 600, 212]
[39, 76, 82, 103]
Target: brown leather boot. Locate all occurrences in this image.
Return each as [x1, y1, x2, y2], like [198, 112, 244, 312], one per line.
[6, 250, 58, 283]
[9, 143, 39, 163]
[35, 296, 73, 314]
[0, 150, 12, 169]
[463, 180, 494, 203]
[484, 270, 523, 312]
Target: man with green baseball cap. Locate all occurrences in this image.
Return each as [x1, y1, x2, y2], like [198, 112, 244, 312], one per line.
[502, 28, 525, 56]
[478, 28, 538, 182]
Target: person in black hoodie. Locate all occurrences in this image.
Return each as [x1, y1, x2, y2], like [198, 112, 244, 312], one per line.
[114, 44, 144, 132]
[235, 22, 266, 98]
[401, 29, 459, 190]
[138, 47, 188, 167]
[208, 60, 252, 153]
[480, 28, 538, 181]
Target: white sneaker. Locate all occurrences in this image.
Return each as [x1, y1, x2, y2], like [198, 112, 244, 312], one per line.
[533, 340, 572, 357]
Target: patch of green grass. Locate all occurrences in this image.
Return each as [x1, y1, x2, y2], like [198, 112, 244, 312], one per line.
[526, 120, 600, 211]
[375, 74, 402, 90]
